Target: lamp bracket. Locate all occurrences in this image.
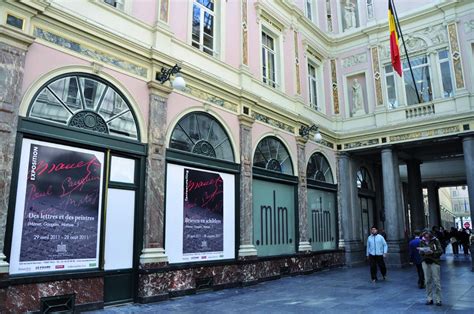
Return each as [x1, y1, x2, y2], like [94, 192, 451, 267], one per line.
[156, 64, 181, 84]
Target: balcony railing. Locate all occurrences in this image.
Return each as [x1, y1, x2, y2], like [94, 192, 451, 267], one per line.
[405, 103, 435, 119]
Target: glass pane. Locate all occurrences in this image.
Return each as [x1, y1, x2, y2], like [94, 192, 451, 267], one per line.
[386, 75, 398, 108]
[203, 34, 214, 51]
[107, 111, 138, 139]
[79, 77, 106, 110]
[269, 52, 276, 85]
[254, 137, 293, 175]
[98, 88, 127, 121]
[438, 50, 449, 60]
[440, 61, 453, 98]
[110, 156, 135, 183]
[308, 189, 336, 251]
[203, 12, 213, 36]
[197, 0, 214, 11]
[48, 77, 82, 112]
[192, 5, 201, 46]
[404, 64, 431, 105]
[30, 88, 71, 124]
[384, 65, 393, 73]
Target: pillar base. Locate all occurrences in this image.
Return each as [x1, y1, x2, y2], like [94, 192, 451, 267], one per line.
[342, 240, 366, 266]
[140, 248, 168, 264]
[238, 244, 258, 257]
[298, 241, 312, 252]
[385, 240, 409, 268]
[0, 253, 8, 273]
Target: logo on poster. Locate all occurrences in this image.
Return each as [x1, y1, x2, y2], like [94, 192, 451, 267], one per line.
[30, 146, 39, 181]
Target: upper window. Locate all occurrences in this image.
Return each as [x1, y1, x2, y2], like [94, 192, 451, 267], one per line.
[366, 0, 374, 20]
[326, 0, 333, 32]
[384, 65, 398, 109]
[307, 153, 333, 183]
[28, 74, 139, 140]
[192, 0, 215, 56]
[403, 55, 432, 105]
[261, 30, 278, 88]
[169, 112, 234, 162]
[253, 136, 293, 175]
[305, 0, 315, 22]
[438, 49, 454, 98]
[307, 62, 318, 110]
[104, 0, 125, 10]
[356, 167, 373, 190]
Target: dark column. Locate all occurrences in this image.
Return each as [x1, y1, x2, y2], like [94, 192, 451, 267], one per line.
[296, 137, 311, 252]
[139, 82, 172, 265]
[427, 182, 441, 228]
[0, 30, 34, 273]
[238, 114, 257, 257]
[381, 147, 408, 267]
[407, 160, 425, 231]
[461, 134, 474, 271]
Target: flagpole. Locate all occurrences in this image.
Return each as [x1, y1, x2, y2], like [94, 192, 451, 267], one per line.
[390, 0, 421, 104]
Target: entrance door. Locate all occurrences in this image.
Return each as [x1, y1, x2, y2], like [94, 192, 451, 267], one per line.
[103, 155, 138, 304]
[360, 196, 374, 240]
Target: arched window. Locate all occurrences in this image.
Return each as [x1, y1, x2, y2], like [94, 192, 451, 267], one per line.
[28, 74, 139, 140]
[253, 136, 293, 175]
[169, 112, 234, 161]
[307, 153, 333, 183]
[356, 167, 373, 190]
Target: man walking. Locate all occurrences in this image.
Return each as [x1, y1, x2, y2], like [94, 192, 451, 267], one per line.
[366, 226, 388, 282]
[409, 230, 424, 289]
[419, 229, 443, 306]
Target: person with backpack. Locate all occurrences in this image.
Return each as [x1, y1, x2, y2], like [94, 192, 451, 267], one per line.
[418, 229, 443, 306]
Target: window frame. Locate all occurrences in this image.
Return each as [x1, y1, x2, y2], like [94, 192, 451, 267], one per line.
[402, 54, 433, 105]
[437, 49, 455, 99]
[191, 0, 216, 56]
[383, 64, 399, 109]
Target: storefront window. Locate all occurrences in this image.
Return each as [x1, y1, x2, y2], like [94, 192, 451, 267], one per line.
[307, 153, 333, 183]
[253, 136, 293, 175]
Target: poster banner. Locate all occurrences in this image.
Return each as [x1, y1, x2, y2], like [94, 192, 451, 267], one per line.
[166, 164, 235, 263]
[9, 139, 104, 274]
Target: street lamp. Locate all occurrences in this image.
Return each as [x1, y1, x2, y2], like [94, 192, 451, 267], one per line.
[156, 64, 186, 91]
[299, 124, 322, 142]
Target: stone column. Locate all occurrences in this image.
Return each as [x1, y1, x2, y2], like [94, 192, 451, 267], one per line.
[0, 28, 34, 273]
[406, 159, 425, 231]
[427, 182, 441, 228]
[461, 134, 474, 271]
[139, 82, 172, 265]
[238, 114, 257, 257]
[381, 147, 408, 267]
[296, 137, 311, 252]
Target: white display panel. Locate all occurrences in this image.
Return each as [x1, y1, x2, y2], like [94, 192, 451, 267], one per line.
[165, 163, 235, 264]
[104, 189, 135, 270]
[110, 156, 135, 183]
[10, 139, 104, 274]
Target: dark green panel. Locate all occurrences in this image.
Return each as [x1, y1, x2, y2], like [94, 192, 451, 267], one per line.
[104, 272, 134, 304]
[307, 189, 337, 251]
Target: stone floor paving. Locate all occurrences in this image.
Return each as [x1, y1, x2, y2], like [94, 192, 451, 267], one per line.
[88, 253, 473, 314]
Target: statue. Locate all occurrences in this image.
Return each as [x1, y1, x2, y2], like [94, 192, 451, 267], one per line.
[352, 78, 363, 114]
[344, 0, 356, 30]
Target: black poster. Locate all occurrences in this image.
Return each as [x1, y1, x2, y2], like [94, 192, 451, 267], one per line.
[183, 168, 224, 254]
[19, 144, 102, 262]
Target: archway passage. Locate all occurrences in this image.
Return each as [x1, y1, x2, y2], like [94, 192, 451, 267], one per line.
[29, 74, 139, 140]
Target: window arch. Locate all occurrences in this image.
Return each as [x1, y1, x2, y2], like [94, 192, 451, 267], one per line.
[307, 152, 333, 183]
[169, 112, 234, 162]
[28, 73, 139, 140]
[253, 136, 293, 175]
[356, 167, 373, 190]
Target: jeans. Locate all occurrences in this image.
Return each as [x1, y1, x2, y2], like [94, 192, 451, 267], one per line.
[415, 263, 425, 288]
[422, 261, 441, 303]
[369, 255, 386, 280]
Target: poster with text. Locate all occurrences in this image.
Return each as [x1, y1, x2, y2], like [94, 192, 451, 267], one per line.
[183, 168, 223, 254]
[9, 139, 104, 274]
[166, 164, 235, 264]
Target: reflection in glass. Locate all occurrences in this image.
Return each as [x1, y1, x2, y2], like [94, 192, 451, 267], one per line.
[307, 189, 337, 251]
[403, 55, 432, 105]
[356, 167, 373, 190]
[253, 137, 293, 175]
[307, 153, 333, 183]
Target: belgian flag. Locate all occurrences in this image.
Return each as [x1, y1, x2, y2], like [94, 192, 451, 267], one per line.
[388, 0, 402, 76]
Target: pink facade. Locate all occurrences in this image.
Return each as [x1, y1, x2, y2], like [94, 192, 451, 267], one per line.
[131, 0, 158, 25]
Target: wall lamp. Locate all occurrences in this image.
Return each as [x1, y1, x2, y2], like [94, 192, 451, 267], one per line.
[156, 64, 186, 91]
[299, 124, 322, 142]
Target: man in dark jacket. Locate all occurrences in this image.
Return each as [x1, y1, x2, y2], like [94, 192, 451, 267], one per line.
[419, 229, 443, 306]
[408, 230, 424, 289]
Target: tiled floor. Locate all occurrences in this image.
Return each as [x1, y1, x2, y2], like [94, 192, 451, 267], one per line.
[88, 252, 473, 313]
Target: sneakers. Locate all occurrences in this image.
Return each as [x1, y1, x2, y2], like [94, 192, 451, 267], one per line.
[425, 300, 433, 305]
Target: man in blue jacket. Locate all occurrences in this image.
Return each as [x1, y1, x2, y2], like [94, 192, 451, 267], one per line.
[366, 226, 388, 282]
[409, 230, 424, 289]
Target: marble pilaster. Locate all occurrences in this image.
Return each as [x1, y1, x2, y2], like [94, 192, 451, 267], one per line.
[381, 147, 408, 267]
[461, 134, 474, 271]
[238, 114, 257, 257]
[296, 137, 311, 252]
[406, 160, 425, 231]
[140, 82, 172, 264]
[0, 28, 33, 273]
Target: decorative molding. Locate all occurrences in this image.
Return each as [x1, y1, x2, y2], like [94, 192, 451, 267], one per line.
[319, 138, 334, 149]
[389, 125, 460, 142]
[342, 52, 367, 68]
[330, 59, 339, 114]
[242, 0, 249, 65]
[140, 248, 168, 264]
[184, 86, 238, 112]
[405, 103, 435, 119]
[447, 23, 465, 90]
[464, 20, 474, 33]
[344, 138, 379, 149]
[371, 47, 383, 106]
[294, 30, 301, 94]
[251, 111, 294, 133]
[159, 0, 170, 23]
[33, 27, 148, 78]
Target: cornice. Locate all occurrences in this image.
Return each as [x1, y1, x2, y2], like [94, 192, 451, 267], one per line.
[0, 25, 35, 49]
